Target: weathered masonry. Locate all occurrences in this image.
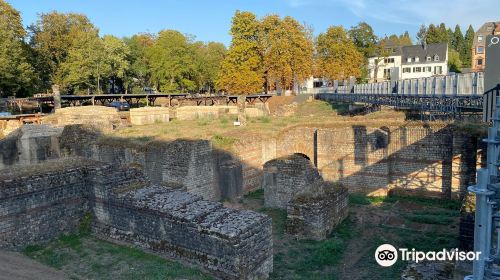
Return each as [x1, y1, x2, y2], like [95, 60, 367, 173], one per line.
[0, 158, 273, 279]
[0, 123, 482, 201]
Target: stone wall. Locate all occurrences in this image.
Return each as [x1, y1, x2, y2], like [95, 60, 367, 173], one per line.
[130, 107, 169, 125]
[263, 154, 322, 209]
[44, 106, 124, 130]
[286, 182, 349, 240]
[0, 159, 273, 279]
[59, 127, 220, 201]
[1, 122, 481, 201]
[174, 105, 267, 121]
[0, 125, 62, 170]
[176, 106, 238, 121]
[274, 124, 480, 199]
[0, 159, 92, 248]
[93, 185, 272, 279]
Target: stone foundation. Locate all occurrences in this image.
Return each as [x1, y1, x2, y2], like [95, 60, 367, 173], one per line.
[176, 106, 238, 120]
[0, 125, 62, 169]
[130, 107, 170, 125]
[263, 154, 322, 209]
[44, 106, 124, 130]
[0, 159, 273, 279]
[286, 182, 349, 240]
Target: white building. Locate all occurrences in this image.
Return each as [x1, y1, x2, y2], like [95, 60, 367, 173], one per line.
[368, 43, 448, 82]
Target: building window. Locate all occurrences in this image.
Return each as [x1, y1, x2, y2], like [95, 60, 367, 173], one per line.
[426, 66, 432, 72]
[426, 56, 431, 62]
[434, 66, 443, 74]
[383, 69, 391, 79]
[434, 55, 440, 61]
[478, 36, 484, 42]
[415, 57, 420, 62]
[407, 57, 412, 63]
[403, 67, 411, 73]
[384, 58, 394, 63]
[413, 67, 422, 73]
[477, 46, 485, 54]
[477, 59, 483, 66]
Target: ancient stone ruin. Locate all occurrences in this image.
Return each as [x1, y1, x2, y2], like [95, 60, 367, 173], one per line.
[286, 181, 349, 240]
[0, 158, 273, 279]
[263, 153, 322, 209]
[263, 153, 349, 240]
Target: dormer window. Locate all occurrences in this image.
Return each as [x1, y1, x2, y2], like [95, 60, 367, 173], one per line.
[426, 56, 432, 62]
[434, 55, 439, 61]
[415, 57, 420, 62]
[478, 36, 483, 42]
[407, 57, 412, 63]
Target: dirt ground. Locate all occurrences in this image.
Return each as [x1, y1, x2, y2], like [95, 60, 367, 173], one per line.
[0, 250, 67, 280]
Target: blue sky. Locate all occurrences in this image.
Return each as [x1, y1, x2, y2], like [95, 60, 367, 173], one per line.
[8, 0, 500, 45]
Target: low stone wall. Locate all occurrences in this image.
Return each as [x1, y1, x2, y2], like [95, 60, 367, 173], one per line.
[0, 159, 92, 248]
[44, 106, 124, 130]
[0, 159, 274, 279]
[0, 125, 62, 170]
[130, 107, 169, 125]
[93, 185, 272, 279]
[176, 106, 238, 120]
[263, 154, 322, 209]
[286, 182, 349, 240]
[175, 105, 267, 121]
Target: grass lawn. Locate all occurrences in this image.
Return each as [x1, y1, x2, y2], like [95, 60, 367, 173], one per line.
[241, 189, 462, 280]
[23, 234, 212, 280]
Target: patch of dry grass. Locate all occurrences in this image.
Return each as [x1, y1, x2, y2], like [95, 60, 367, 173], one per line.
[109, 101, 408, 144]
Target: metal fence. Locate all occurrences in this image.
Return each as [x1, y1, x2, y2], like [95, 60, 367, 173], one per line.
[310, 72, 484, 97]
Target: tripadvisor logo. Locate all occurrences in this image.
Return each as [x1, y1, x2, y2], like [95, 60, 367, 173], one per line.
[374, 244, 481, 267]
[375, 244, 398, 267]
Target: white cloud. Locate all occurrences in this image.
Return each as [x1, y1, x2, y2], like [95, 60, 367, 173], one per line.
[288, 0, 500, 29]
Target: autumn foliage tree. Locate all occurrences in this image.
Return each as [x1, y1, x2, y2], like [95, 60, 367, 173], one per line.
[216, 11, 263, 94]
[315, 26, 363, 81]
[260, 15, 313, 92]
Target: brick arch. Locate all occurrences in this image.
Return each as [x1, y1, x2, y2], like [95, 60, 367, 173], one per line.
[275, 127, 317, 164]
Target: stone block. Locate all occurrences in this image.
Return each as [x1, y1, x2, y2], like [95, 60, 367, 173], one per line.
[175, 106, 238, 120]
[263, 153, 321, 209]
[130, 107, 169, 125]
[286, 181, 349, 240]
[50, 106, 123, 130]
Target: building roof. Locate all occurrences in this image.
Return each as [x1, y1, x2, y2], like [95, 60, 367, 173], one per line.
[474, 21, 500, 46]
[401, 43, 447, 65]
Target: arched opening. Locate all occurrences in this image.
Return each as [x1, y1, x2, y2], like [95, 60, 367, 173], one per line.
[293, 153, 311, 161]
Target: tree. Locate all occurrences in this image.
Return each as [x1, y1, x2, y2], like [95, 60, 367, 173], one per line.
[260, 15, 313, 92]
[416, 24, 427, 45]
[0, 0, 35, 97]
[146, 30, 197, 92]
[315, 26, 364, 81]
[399, 31, 413, 46]
[453, 25, 465, 53]
[123, 33, 154, 92]
[29, 12, 102, 93]
[57, 23, 103, 94]
[102, 35, 130, 93]
[448, 49, 462, 73]
[463, 25, 475, 68]
[348, 22, 378, 58]
[193, 41, 226, 93]
[216, 11, 263, 94]
[426, 23, 448, 44]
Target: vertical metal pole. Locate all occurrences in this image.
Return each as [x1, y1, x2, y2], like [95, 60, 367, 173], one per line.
[468, 169, 492, 280]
